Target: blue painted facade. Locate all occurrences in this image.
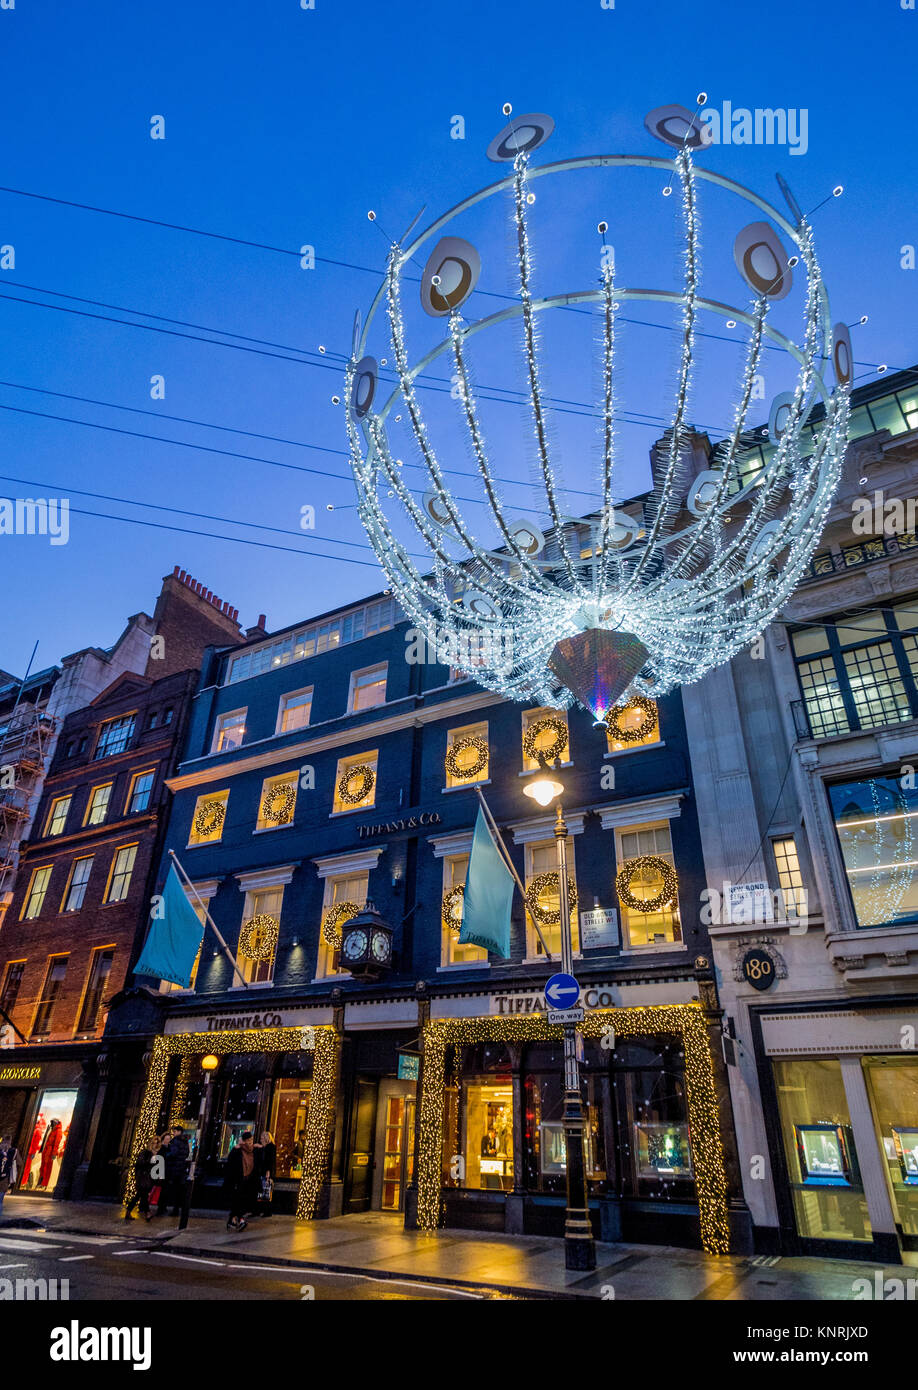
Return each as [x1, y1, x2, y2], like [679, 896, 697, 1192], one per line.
[106, 592, 744, 1250]
[153, 600, 710, 996]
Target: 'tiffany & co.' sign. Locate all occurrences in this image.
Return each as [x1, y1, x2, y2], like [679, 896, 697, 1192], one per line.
[357, 811, 442, 838]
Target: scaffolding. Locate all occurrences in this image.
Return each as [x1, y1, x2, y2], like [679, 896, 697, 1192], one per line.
[0, 657, 57, 905]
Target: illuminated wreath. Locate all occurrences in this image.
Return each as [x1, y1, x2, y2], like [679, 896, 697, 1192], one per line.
[445, 735, 489, 781]
[322, 900, 362, 949]
[337, 763, 376, 806]
[604, 696, 658, 745]
[193, 798, 226, 838]
[441, 885, 465, 936]
[522, 715, 568, 765]
[238, 914, 279, 962]
[615, 856, 678, 913]
[261, 781, 296, 824]
[524, 871, 578, 927]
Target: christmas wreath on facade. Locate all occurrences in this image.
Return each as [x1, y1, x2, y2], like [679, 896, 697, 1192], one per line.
[445, 735, 489, 782]
[604, 696, 658, 745]
[337, 763, 376, 806]
[322, 900, 362, 949]
[524, 871, 578, 926]
[615, 855, 678, 913]
[238, 914, 279, 962]
[522, 715, 568, 765]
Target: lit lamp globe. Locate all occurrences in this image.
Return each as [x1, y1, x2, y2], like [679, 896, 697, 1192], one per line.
[201, 1054, 219, 1073]
[523, 771, 565, 808]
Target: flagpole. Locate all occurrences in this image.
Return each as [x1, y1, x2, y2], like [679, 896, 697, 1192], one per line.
[474, 786, 555, 962]
[169, 850, 250, 990]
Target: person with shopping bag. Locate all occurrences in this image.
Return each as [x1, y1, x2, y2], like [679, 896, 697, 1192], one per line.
[255, 1129, 276, 1218]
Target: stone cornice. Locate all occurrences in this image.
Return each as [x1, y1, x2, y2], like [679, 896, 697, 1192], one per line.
[166, 690, 502, 791]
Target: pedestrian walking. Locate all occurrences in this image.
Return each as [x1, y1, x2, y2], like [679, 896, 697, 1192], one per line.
[255, 1130, 276, 1218]
[124, 1136, 162, 1221]
[0, 1136, 21, 1214]
[224, 1131, 259, 1231]
[162, 1125, 190, 1217]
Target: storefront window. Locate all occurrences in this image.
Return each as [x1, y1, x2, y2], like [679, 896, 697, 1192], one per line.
[863, 1056, 918, 1237]
[19, 1089, 76, 1191]
[612, 1040, 693, 1199]
[211, 1054, 270, 1162]
[773, 1058, 871, 1242]
[828, 776, 918, 929]
[523, 1042, 606, 1193]
[464, 1081, 514, 1191]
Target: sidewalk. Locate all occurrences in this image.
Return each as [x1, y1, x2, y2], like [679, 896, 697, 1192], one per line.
[1, 1194, 910, 1300]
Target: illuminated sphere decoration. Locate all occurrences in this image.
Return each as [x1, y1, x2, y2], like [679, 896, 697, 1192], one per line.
[346, 103, 851, 719]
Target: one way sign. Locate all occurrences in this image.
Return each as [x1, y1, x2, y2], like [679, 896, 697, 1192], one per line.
[544, 973, 580, 1009]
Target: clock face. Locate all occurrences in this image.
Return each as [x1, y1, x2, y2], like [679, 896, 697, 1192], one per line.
[371, 930, 390, 963]
[343, 929, 369, 961]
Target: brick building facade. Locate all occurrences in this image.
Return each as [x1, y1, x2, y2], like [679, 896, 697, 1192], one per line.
[0, 567, 246, 1199]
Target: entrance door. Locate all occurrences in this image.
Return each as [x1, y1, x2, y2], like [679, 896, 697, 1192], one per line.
[376, 1088, 416, 1212]
[344, 1078, 378, 1214]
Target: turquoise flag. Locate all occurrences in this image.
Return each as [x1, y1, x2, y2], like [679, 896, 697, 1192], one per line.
[460, 807, 514, 958]
[134, 863, 204, 988]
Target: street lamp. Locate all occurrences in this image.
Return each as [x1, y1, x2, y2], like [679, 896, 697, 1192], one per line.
[179, 1054, 219, 1231]
[524, 761, 597, 1272]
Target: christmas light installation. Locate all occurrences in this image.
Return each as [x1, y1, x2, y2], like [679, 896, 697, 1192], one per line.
[346, 103, 851, 719]
[416, 1006, 730, 1254]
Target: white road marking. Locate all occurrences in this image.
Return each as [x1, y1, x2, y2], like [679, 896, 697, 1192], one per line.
[0, 1262, 27, 1270]
[58, 1255, 94, 1262]
[44, 1232, 120, 1245]
[112, 1250, 149, 1256]
[0, 1237, 60, 1253]
[151, 1252, 226, 1267]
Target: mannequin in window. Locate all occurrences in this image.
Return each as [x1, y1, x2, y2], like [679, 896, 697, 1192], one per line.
[37, 1118, 63, 1189]
[22, 1114, 46, 1187]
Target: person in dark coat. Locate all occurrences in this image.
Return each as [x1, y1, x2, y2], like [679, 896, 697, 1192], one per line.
[255, 1130, 276, 1218]
[161, 1125, 191, 1217]
[224, 1131, 259, 1232]
[124, 1136, 162, 1221]
[0, 1136, 21, 1214]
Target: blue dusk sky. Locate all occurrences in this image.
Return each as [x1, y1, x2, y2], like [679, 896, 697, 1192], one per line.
[0, 0, 916, 676]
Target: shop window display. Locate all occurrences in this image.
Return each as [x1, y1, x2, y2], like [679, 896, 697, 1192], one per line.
[611, 1040, 695, 1200]
[523, 1043, 605, 1192]
[19, 1089, 76, 1191]
[465, 1082, 514, 1190]
[773, 1058, 870, 1242]
[863, 1056, 918, 1237]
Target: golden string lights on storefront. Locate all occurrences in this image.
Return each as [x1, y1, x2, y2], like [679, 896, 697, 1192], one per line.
[415, 1005, 730, 1255]
[130, 1026, 340, 1219]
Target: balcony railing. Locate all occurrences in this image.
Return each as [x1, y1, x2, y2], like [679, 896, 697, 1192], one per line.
[803, 532, 918, 583]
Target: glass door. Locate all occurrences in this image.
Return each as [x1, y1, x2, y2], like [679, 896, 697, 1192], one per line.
[381, 1096, 415, 1211]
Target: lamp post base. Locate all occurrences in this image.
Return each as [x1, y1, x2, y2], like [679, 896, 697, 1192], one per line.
[564, 1232, 597, 1271]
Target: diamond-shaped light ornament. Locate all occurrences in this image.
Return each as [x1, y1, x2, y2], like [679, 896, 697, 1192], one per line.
[548, 629, 650, 723]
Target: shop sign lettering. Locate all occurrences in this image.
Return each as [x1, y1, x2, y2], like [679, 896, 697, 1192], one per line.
[357, 811, 442, 838]
[492, 987, 616, 1016]
[204, 1012, 284, 1031]
[0, 1064, 41, 1082]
